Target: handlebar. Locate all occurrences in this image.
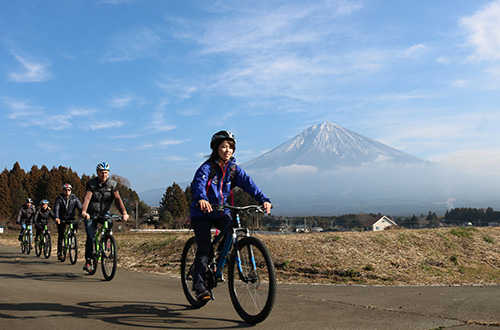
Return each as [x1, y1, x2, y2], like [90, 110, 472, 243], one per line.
[210, 204, 270, 213]
[90, 214, 123, 221]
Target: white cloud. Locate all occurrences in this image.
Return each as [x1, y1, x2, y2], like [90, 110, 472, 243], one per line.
[109, 95, 144, 108]
[101, 27, 161, 62]
[460, 0, 500, 61]
[88, 121, 126, 130]
[159, 140, 187, 147]
[452, 79, 468, 88]
[400, 43, 429, 59]
[8, 53, 52, 82]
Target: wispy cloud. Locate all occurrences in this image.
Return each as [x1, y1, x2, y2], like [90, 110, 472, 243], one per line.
[8, 53, 52, 82]
[2, 97, 42, 119]
[108, 94, 144, 108]
[460, 0, 500, 61]
[399, 43, 429, 59]
[101, 27, 161, 62]
[88, 120, 126, 130]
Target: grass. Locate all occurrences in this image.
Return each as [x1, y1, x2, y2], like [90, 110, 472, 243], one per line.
[2, 226, 500, 285]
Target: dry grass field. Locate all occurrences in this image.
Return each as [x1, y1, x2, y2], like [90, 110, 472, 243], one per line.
[2, 226, 500, 285]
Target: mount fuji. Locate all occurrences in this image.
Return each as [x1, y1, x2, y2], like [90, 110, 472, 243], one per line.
[242, 122, 427, 171]
[240, 122, 455, 215]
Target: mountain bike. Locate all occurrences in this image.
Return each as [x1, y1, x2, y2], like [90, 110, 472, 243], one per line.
[20, 223, 33, 255]
[60, 220, 79, 264]
[86, 215, 121, 281]
[180, 204, 277, 324]
[35, 223, 52, 259]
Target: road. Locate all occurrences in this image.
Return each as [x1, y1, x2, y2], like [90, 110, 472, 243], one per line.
[1, 243, 500, 330]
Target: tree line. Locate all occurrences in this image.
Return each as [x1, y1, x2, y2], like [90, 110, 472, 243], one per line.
[0, 162, 149, 225]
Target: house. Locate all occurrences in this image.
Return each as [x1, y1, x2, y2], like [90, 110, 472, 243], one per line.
[364, 216, 397, 231]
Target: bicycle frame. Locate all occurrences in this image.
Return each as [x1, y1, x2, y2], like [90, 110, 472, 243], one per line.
[63, 222, 75, 247]
[94, 219, 112, 261]
[24, 224, 33, 242]
[212, 213, 251, 280]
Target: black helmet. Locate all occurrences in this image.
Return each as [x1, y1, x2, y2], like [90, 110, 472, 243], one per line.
[25, 198, 33, 204]
[210, 131, 236, 150]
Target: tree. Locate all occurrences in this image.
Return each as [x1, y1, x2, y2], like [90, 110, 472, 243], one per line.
[0, 169, 13, 219]
[160, 182, 188, 222]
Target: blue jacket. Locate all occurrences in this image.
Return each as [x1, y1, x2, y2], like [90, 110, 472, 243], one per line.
[190, 158, 270, 220]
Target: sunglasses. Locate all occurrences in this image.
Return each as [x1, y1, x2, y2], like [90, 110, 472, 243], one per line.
[64, 189, 72, 191]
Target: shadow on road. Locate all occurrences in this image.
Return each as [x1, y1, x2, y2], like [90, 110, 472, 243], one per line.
[0, 301, 254, 329]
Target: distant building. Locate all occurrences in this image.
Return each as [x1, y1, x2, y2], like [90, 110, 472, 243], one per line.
[363, 216, 397, 231]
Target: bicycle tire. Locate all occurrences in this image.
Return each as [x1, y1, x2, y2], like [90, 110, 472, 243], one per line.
[20, 233, 26, 254]
[26, 231, 32, 255]
[43, 232, 51, 259]
[68, 231, 78, 265]
[228, 236, 277, 324]
[180, 236, 209, 308]
[35, 235, 42, 257]
[101, 234, 117, 281]
[60, 238, 67, 262]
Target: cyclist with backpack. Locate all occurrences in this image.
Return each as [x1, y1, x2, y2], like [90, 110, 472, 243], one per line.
[16, 198, 36, 242]
[54, 183, 83, 260]
[34, 199, 55, 242]
[190, 130, 272, 302]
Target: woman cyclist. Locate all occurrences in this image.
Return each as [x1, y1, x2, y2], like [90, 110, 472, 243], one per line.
[190, 130, 272, 302]
[34, 199, 55, 243]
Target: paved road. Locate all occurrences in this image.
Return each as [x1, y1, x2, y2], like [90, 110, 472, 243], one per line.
[1, 243, 499, 330]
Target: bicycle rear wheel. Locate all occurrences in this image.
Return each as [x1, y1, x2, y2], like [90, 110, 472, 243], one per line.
[228, 236, 277, 324]
[43, 232, 51, 259]
[101, 234, 117, 281]
[35, 235, 42, 257]
[68, 231, 77, 264]
[180, 236, 209, 308]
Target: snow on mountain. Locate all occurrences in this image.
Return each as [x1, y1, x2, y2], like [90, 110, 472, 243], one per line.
[242, 122, 426, 171]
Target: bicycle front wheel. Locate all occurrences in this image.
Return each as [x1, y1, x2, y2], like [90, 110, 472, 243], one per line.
[20, 234, 26, 254]
[35, 235, 42, 257]
[43, 232, 51, 259]
[101, 234, 117, 281]
[180, 236, 209, 308]
[26, 232, 32, 255]
[68, 232, 77, 264]
[228, 236, 277, 324]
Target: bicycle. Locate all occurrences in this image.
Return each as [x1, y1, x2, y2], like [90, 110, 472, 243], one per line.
[60, 220, 79, 264]
[86, 214, 121, 281]
[180, 204, 277, 324]
[20, 223, 33, 255]
[35, 223, 52, 259]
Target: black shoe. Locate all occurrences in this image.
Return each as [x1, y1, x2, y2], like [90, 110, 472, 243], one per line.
[57, 253, 62, 261]
[196, 289, 211, 302]
[18, 235, 22, 242]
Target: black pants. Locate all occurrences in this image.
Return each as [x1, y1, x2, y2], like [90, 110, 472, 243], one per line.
[34, 223, 44, 240]
[191, 214, 231, 292]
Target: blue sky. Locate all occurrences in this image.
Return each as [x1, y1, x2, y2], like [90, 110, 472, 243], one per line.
[2, 0, 500, 195]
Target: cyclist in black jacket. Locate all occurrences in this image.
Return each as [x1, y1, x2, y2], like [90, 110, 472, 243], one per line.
[54, 183, 83, 260]
[34, 199, 55, 242]
[16, 198, 36, 241]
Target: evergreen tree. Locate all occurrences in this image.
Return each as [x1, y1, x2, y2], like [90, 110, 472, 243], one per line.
[0, 169, 13, 219]
[9, 162, 28, 217]
[160, 182, 188, 222]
